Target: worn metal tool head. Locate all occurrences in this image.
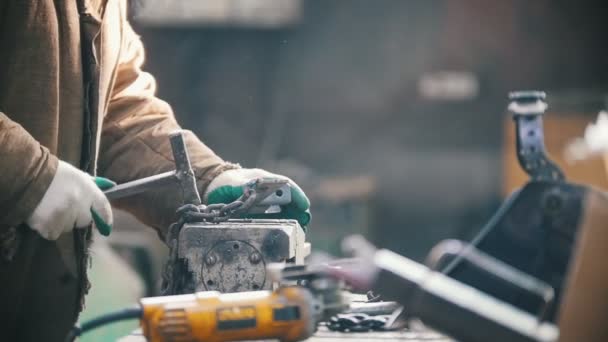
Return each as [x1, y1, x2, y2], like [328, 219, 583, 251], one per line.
[103, 130, 202, 205]
[168, 131, 202, 206]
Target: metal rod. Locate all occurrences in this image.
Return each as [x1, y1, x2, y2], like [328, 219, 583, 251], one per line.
[104, 171, 177, 200]
[169, 131, 202, 205]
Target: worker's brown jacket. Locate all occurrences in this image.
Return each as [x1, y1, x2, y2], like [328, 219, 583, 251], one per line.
[0, 0, 237, 303]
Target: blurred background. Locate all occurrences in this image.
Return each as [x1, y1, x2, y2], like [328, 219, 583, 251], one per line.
[82, 1, 608, 339]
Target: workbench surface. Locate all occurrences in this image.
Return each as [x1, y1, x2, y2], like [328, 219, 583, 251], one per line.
[119, 327, 451, 342]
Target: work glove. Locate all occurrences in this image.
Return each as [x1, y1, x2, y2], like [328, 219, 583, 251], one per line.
[25, 160, 116, 240]
[205, 168, 311, 227]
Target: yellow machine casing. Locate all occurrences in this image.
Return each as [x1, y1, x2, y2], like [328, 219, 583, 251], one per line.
[140, 287, 316, 342]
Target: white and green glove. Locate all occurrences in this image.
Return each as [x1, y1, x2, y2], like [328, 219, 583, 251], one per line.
[26, 160, 116, 240]
[204, 168, 311, 227]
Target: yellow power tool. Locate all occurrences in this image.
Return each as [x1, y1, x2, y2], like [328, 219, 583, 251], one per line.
[141, 287, 315, 342]
[68, 265, 344, 342]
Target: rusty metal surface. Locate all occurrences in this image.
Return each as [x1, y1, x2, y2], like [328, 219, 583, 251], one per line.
[202, 240, 267, 292]
[169, 131, 202, 205]
[164, 219, 308, 294]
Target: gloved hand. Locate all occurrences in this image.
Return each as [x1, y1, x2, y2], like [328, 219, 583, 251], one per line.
[25, 160, 116, 240]
[205, 168, 311, 227]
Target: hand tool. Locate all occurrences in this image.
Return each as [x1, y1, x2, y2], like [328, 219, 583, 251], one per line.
[102, 130, 291, 213]
[161, 217, 310, 294]
[103, 130, 202, 205]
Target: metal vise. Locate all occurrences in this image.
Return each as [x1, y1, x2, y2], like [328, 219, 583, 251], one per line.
[103, 130, 310, 295]
[168, 219, 309, 294]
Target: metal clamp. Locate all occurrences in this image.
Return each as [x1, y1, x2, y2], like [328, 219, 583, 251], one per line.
[509, 91, 564, 181]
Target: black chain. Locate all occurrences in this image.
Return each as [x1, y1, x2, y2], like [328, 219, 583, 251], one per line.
[326, 292, 401, 333]
[175, 190, 258, 224]
[326, 313, 391, 332]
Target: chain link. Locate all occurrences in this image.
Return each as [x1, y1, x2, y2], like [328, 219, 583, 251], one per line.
[325, 313, 391, 332]
[175, 191, 258, 224]
[325, 293, 402, 333]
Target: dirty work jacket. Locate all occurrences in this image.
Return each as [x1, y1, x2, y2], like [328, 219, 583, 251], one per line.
[0, 0, 238, 299]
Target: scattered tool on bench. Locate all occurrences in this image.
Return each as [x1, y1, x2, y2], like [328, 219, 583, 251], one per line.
[68, 234, 559, 342]
[67, 263, 346, 342]
[332, 235, 559, 342]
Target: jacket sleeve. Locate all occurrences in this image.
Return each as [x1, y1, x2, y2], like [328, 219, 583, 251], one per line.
[0, 112, 58, 229]
[98, 23, 238, 236]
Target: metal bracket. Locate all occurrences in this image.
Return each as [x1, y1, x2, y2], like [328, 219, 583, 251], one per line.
[509, 91, 564, 181]
[245, 178, 292, 214]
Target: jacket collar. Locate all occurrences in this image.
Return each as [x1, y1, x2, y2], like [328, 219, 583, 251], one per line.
[79, 0, 108, 21]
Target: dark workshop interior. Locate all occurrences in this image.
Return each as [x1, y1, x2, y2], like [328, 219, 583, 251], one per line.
[1, 0, 607, 341]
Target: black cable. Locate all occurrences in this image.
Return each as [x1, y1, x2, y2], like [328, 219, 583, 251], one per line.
[65, 306, 143, 342]
[440, 188, 521, 275]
